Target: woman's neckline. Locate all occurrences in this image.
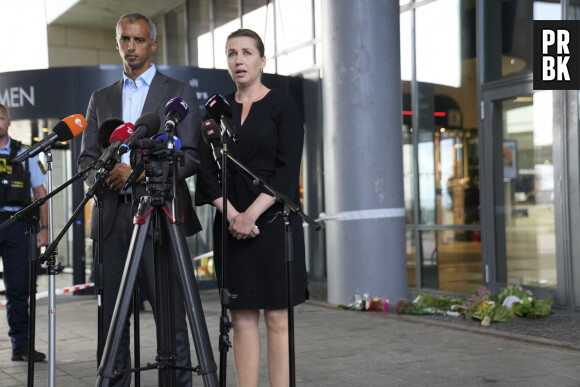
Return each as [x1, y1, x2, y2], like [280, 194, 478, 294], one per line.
[235, 88, 271, 104]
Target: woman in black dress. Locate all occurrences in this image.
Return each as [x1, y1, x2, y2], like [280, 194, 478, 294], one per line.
[195, 29, 308, 386]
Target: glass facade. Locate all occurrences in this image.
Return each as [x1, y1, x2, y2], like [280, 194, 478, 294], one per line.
[195, 0, 319, 76]
[482, 0, 561, 83]
[5, 0, 577, 305]
[404, 0, 481, 293]
[497, 92, 556, 288]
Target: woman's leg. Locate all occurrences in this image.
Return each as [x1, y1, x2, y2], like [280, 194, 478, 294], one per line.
[230, 309, 261, 387]
[264, 309, 289, 387]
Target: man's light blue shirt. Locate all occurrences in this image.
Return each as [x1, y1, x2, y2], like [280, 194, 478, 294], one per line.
[120, 64, 156, 190]
[122, 63, 156, 126]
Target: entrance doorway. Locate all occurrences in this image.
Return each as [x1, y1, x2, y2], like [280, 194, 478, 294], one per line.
[481, 77, 558, 301]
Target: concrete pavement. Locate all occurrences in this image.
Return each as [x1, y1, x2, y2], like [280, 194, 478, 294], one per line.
[1, 281, 579, 386]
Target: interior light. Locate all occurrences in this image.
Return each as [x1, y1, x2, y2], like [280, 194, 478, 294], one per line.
[403, 110, 448, 117]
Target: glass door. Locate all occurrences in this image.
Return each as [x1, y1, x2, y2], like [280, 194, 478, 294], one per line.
[481, 79, 559, 300]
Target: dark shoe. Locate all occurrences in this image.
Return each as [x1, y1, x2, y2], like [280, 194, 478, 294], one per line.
[11, 348, 46, 362]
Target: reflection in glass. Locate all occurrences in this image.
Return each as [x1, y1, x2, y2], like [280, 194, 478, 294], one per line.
[406, 230, 416, 287]
[400, 10, 412, 82]
[483, 0, 561, 82]
[409, 0, 481, 293]
[402, 122, 414, 225]
[500, 92, 556, 288]
[420, 230, 482, 293]
[416, 0, 461, 88]
[277, 46, 315, 76]
[420, 231, 438, 289]
[437, 230, 482, 293]
[276, 0, 313, 50]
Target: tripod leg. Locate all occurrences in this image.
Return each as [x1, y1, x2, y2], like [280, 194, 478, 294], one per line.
[95, 213, 152, 387]
[153, 214, 177, 386]
[133, 283, 142, 387]
[163, 216, 219, 387]
[96, 202, 105, 364]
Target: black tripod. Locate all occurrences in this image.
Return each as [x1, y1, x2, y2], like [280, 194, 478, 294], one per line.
[95, 141, 218, 387]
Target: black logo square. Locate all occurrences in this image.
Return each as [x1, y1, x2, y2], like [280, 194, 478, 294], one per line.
[533, 20, 580, 90]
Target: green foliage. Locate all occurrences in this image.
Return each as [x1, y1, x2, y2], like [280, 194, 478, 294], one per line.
[396, 294, 464, 316]
[512, 296, 553, 319]
[395, 285, 553, 324]
[497, 284, 532, 304]
[464, 300, 514, 323]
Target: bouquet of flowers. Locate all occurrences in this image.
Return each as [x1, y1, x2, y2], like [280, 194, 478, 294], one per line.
[395, 294, 463, 316]
[497, 284, 553, 319]
[365, 296, 389, 312]
[463, 287, 514, 323]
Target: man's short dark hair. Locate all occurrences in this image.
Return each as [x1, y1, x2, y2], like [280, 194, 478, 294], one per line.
[116, 13, 157, 43]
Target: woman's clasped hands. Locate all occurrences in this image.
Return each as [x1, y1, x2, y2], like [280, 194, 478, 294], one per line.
[229, 211, 260, 240]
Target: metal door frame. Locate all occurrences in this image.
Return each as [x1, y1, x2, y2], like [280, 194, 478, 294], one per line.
[480, 74, 569, 306]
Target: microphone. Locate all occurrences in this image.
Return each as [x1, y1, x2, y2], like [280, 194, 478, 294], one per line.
[122, 134, 183, 190]
[204, 94, 239, 142]
[200, 119, 223, 169]
[118, 112, 161, 156]
[12, 114, 87, 164]
[155, 134, 182, 149]
[97, 118, 124, 151]
[163, 97, 189, 132]
[94, 123, 134, 170]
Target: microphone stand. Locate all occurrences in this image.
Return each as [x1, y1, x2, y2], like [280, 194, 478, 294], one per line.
[45, 149, 56, 387]
[0, 159, 97, 387]
[223, 153, 321, 387]
[25, 161, 40, 387]
[218, 141, 233, 387]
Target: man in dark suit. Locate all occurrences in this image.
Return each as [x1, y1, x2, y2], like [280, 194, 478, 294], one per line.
[78, 13, 201, 387]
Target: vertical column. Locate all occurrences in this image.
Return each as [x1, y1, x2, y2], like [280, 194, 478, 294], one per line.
[321, 0, 408, 304]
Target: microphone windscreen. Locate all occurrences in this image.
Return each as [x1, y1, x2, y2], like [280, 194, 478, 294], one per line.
[53, 114, 88, 141]
[155, 134, 182, 149]
[97, 119, 124, 150]
[135, 112, 161, 137]
[204, 94, 232, 120]
[109, 123, 134, 144]
[164, 97, 189, 123]
[200, 119, 221, 145]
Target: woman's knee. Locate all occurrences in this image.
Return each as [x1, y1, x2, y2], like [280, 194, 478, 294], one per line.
[264, 309, 288, 332]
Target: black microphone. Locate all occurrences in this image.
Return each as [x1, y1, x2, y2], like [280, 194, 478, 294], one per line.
[118, 112, 161, 156]
[12, 114, 87, 164]
[97, 118, 124, 151]
[204, 94, 239, 142]
[122, 161, 144, 191]
[122, 134, 183, 190]
[164, 97, 189, 132]
[201, 119, 223, 169]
